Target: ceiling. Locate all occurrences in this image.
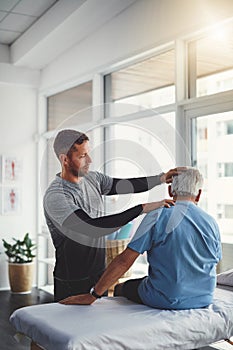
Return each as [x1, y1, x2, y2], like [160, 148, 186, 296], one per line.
[0, 0, 58, 45]
[0, 0, 137, 70]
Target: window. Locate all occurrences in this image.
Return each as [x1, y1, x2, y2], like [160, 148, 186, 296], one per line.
[198, 126, 208, 140]
[105, 112, 175, 214]
[188, 22, 233, 97]
[218, 162, 233, 177]
[217, 119, 233, 136]
[217, 204, 224, 219]
[225, 205, 233, 219]
[104, 50, 176, 211]
[104, 49, 176, 213]
[192, 112, 233, 243]
[217, 204, 233, 219]
[104, 51, 176, 275]
[103, 112, 175, 277]
[46, 81, 93, 185]
[105, 49, 175, 114]
[198, 163, 208, 179]
[47, 81, 92, 130]
[227, 120, 233, 134]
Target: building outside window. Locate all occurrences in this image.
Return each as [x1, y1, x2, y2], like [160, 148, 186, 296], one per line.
[226, 120, 233, 134]
[217, 162, 233, 177]
[217, 119, 233, 136]
[217, 204, 233, 219]
[192, 113, 233, 244]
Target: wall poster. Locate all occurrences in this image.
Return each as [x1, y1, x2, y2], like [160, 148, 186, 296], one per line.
[2, 187, 21, 215]
[0, 156, 22, 215]
[2, 156, 22, 182]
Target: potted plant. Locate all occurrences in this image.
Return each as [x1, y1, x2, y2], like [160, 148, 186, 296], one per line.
[2, 233, 36, 294]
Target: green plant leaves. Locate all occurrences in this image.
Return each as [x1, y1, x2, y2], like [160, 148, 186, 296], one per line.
[2, 233, 36, 263]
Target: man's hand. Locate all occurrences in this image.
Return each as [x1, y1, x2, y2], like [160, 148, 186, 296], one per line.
[59, 293, 96, 305]
[160, 167, 187, 184]
[142, 199, 175, 213]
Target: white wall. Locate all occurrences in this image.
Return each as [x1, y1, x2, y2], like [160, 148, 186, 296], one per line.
[40, 0, 233, 92]
[0, 82, 38, 289]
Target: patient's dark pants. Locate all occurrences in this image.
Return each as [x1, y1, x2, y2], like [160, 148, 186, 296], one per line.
[116, 277, 146, 304]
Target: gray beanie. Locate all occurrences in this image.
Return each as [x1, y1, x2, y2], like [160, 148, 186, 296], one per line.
[53, 129, 89, 158]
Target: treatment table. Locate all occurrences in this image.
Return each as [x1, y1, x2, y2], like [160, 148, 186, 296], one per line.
[10, 286, 233, 350]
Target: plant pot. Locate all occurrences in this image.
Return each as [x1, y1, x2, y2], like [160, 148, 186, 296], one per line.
[8, 262, 34, 294]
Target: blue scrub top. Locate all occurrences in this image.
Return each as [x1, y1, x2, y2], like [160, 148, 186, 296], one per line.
[128, 201, 222, 309]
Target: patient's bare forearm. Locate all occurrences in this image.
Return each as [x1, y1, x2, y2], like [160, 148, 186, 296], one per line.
[94, 248, 139, 296]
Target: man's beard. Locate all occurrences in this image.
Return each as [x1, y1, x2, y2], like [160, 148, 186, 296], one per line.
[71, 168, 84, 177]
[68, 160, 86, 178]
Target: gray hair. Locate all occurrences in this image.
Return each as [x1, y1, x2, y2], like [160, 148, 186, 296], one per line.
[171, 167, 203, 197]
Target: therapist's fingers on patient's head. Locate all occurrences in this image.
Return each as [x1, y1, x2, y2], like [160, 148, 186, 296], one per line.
[172, 167, 188, 175]
[165, 167, 188, 183]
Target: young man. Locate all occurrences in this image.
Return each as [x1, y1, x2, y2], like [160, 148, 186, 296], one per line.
[60, 167, 222, 310]
[44, 129, 180, 301]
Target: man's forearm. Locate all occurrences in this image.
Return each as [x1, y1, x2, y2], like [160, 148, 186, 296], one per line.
[107, 175, 163, 195]
[61, 205, 143, 239]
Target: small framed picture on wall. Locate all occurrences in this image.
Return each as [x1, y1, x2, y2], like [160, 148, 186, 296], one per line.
[2, 156, 22, 183]
[2, 187, 21, 215]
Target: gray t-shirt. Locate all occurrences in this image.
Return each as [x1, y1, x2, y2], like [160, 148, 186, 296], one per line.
[43, 171, 113, 281]
[44, 171, 113, 226]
